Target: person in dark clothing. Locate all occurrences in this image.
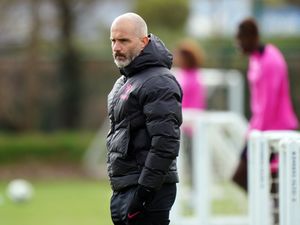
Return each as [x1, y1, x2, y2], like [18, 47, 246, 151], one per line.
[107, 13, 182, 225]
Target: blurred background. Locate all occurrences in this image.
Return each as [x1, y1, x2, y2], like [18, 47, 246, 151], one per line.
[0, 0, 299, 225]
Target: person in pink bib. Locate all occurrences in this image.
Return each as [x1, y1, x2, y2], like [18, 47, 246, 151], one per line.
[174, 39, 206, 111]
[232, 18, 299, 192]
[173, 39, 206, 185]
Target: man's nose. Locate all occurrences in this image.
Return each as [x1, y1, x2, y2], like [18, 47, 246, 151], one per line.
[113, 42, 121, 52]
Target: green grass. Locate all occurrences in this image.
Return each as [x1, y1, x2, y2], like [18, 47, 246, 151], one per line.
[0, 132, 95, 163]
[0, 179, 113, 225]
[179, 181, 248, 217]
[212, 182, 248, 215]
[0, 179, 247, 225]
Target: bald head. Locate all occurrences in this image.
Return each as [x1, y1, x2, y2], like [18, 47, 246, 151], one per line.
[111, 13, 148, 38]
[110, 13, 149, 68]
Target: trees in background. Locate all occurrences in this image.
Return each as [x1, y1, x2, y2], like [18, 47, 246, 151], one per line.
[0, 0, 299, 132]
[135, 0, 189, 32]
[0, 0, 97, 131]
[0, 0, 42, 130]
[55, 0, 81, 129]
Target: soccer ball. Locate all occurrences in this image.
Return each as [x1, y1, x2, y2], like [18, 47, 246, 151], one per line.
[6, 179, 34, 203]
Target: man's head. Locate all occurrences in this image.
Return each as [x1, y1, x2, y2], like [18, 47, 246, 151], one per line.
[236, 18, 260, 55]
[110, 13, 149, 68]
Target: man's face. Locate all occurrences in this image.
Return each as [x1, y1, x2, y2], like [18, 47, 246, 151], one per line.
[110, 22, 146, 68]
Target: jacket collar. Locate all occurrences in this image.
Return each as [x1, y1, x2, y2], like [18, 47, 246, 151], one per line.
[119, 34, 173, 77]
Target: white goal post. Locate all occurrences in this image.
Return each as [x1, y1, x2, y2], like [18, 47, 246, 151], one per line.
[248, 130, 300, 225]
[171, 110, 248, 225]
[172, 68, 245, 115]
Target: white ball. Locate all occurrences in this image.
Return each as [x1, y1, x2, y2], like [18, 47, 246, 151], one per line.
[6, 179, 34, 203]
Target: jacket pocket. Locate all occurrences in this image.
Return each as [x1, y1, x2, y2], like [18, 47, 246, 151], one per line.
[108, 123, 130, 158]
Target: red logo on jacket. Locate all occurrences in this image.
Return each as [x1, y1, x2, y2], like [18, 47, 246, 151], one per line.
[120, 83, 132, 100]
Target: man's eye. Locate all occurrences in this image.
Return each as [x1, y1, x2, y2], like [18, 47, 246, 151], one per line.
[120, 39, 129, 43]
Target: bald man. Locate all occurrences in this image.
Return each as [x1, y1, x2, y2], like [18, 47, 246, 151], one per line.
[106, 13, 182, 225]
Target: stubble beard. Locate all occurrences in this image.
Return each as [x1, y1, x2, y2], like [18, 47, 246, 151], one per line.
[114, 57, 132, 68]
[113, 50, 141, 69]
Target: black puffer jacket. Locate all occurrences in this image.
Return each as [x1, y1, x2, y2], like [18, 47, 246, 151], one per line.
[106, 34, 182, 191]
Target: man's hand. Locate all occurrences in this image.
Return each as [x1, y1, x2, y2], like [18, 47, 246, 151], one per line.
[127, 185, 155, 221]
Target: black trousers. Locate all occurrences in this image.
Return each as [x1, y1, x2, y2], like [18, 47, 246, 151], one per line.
[110, 183, 176, 225]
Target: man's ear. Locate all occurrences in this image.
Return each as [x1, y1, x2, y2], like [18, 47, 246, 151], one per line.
[141, 36, 149, 48]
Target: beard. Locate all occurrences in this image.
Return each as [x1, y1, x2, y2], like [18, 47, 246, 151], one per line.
[113, 55, 132, 68]
[113, 50, 140, 68]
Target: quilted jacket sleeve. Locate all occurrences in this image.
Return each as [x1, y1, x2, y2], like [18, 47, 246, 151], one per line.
[138, 74, 182, 190]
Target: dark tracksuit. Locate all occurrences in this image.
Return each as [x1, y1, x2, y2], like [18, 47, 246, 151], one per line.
[106, 34, 182, 225]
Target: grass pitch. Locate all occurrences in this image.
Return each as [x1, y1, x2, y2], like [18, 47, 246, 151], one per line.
[0, 179, 113, 225]
[0, 179, 247, 225]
